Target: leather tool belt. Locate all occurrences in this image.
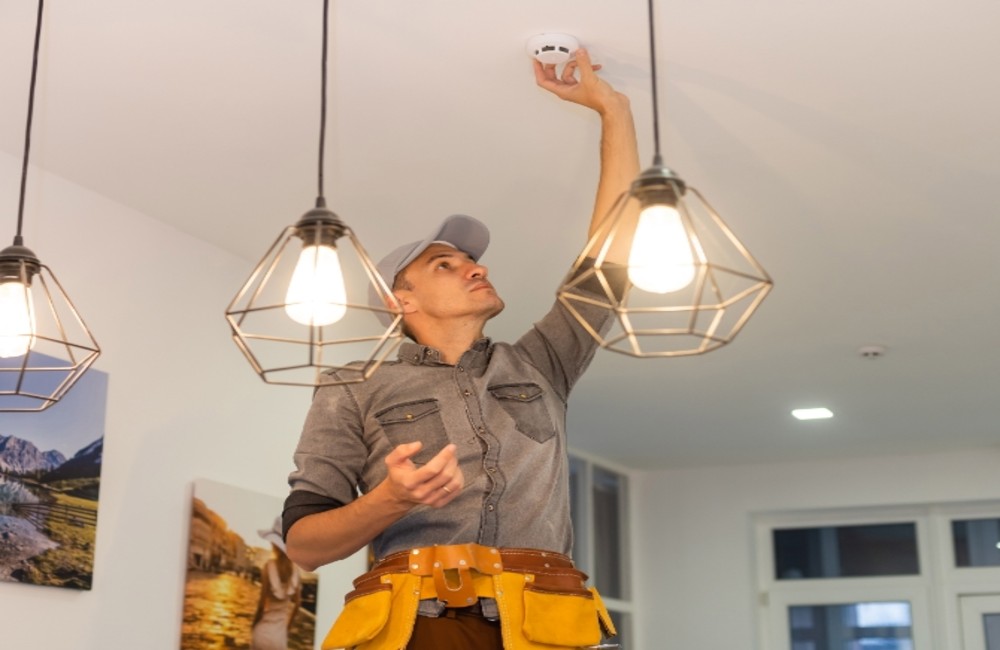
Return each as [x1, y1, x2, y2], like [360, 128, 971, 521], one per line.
[322, 543, 617, 650]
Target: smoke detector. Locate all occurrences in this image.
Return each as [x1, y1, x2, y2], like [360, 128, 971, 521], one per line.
[858, 345, 887, 359]
[526, 33, 580, 65]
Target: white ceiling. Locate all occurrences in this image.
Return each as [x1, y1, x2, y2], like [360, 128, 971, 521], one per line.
[2, 0, 999, 470]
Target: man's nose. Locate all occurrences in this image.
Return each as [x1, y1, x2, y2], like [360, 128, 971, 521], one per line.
[467, 263, 487, 279]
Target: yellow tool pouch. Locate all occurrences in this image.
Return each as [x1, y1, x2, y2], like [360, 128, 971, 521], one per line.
[321, 572, 420, 650]
[493, 571, 616, 650]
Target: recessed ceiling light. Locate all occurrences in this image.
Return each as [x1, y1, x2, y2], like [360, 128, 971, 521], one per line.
[792, 408, 834, 421]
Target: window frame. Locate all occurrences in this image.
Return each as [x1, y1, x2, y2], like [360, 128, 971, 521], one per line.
[755, 505, 936, 650]
[930, 501, 1000, 649]
[757, 501, 1000, 650]
[569, 447, 636, 647]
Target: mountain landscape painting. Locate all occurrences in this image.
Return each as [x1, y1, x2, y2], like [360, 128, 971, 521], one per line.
[0, 363, 108, 590]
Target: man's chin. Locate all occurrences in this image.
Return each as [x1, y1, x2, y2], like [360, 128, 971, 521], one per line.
[486, 298, 505, 320]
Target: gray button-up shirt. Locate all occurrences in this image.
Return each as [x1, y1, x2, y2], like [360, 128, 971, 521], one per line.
[285, 289, 611, 561]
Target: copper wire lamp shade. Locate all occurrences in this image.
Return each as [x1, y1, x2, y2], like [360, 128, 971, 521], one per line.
[1, 0, 101, 411]
[558, 0, 772, 357]
[225, 0, 402, 387]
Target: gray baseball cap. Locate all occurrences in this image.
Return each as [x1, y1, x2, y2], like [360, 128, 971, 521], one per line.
[369, 214, 490, 326]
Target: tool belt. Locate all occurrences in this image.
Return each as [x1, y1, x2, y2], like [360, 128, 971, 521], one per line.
[322, 543, 617, 650]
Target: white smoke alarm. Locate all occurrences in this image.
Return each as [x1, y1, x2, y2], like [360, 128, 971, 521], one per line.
[526, 33, 580, 65]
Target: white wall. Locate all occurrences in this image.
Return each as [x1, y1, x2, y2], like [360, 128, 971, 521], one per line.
[0, 153, 363, 650]
[634, 447, 1000, 650]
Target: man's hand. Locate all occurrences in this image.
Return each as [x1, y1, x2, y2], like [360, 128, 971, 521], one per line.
[533, 49, 628, 116]
[383, 441, 464, 508]
[286, 441, 465, 570]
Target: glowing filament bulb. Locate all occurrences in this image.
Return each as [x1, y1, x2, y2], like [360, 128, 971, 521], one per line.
[0, 281, 36, 358]
[284, 244, 347, 326]
[627, 203, 696, 294]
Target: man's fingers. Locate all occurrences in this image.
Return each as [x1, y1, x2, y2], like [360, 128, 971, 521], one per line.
[532, 59, 549, 85]
[425, 468, 465, 508]
[574, 49, 599, 82]
[561, 60, 579, 83]
[418, 443, 458, 476]
[383, 443, 466, 507]
[385, 441, 423, 467]
[412, 445, 459, 493]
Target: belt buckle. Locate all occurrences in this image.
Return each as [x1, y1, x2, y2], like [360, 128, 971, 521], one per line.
[408, 543, 503, 608]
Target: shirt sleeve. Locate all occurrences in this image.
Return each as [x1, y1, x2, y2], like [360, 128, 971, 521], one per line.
[284, 380, 368, 531]
[513, 259, 626, 401]
[281, 490, 346, 539]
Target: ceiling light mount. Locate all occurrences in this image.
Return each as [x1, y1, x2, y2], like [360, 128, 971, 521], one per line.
[0, 242, 41, 281]
[294, 198, 347, 247]
[526, 33, 579, 65]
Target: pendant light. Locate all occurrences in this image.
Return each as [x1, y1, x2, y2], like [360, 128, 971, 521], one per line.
[1, 0, 101, 412]
[225, 0, 402, 387]
[557, 0, 773, 357]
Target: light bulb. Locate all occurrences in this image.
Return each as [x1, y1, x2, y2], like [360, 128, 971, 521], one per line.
[0, 281, 36, 358]
[627, 203, 696, 293]
[284, 244, 347, 326]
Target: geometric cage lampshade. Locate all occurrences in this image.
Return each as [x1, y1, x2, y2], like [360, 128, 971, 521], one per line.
[225, 0, 403, 388]
[224, 202, 403, 387]
[0, 244, 101, 411]
[1, 0, 100, 411]
[558, 164, 773, 357]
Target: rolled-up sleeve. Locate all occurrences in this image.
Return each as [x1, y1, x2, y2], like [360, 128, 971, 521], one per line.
[284, 381, 368, 533]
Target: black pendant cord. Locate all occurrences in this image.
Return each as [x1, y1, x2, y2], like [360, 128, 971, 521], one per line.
[15, 0, 45, 247]
[647, 0, 664, 168]
[316, 0, 329, 208]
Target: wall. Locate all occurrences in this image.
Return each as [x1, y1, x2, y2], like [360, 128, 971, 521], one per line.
[633, 446, 1000, 650]
[0, 153, 364, 649]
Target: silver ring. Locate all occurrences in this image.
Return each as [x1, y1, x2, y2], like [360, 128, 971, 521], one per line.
[442, 486, 452, 494]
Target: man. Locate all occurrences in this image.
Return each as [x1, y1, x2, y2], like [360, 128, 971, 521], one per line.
[282, 49, 639, 650]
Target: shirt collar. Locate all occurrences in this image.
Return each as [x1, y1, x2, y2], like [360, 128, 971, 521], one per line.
[398, 338, 492, 368]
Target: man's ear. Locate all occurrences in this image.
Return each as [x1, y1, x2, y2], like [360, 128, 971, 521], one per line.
[392, 290, 418, 315]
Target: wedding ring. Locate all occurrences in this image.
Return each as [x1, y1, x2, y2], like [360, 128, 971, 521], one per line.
[442, 486, 452, 494]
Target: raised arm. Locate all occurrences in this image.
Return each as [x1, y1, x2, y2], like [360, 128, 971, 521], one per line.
[533, 49, 640, 238]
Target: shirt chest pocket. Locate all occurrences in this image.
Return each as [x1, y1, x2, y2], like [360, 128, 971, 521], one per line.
[374, 399, 449, 465]
[488, 382, 556, 443]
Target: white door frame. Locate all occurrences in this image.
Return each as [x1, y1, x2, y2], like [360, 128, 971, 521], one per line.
[960, 594, 1000, 650]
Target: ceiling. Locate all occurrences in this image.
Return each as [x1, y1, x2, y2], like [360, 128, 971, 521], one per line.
[2, 0, 998, 470]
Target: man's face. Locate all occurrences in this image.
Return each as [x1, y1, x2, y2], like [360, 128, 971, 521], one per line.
[393, 243, 505, 325]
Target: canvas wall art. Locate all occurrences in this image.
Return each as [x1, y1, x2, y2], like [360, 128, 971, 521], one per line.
[182, 478, 319, 650]
[0, 360, 108, 590]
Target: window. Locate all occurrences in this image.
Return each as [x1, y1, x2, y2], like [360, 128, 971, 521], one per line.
[774, 523, 920, 580]
[789, 601, 914, 650]
[569, 452, 633, 646]
[757, 505, 990, 650]
[593, 466, 627, 598]
[759, 503, 1000, 650]
[952, 518, 1000, 568]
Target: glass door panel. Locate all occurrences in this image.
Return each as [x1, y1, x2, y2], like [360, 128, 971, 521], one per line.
[960, 594, 1000, 650]
[788, 601, 914, 650]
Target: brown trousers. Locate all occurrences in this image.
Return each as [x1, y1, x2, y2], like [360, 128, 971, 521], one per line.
[406, 608, 503, 650]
